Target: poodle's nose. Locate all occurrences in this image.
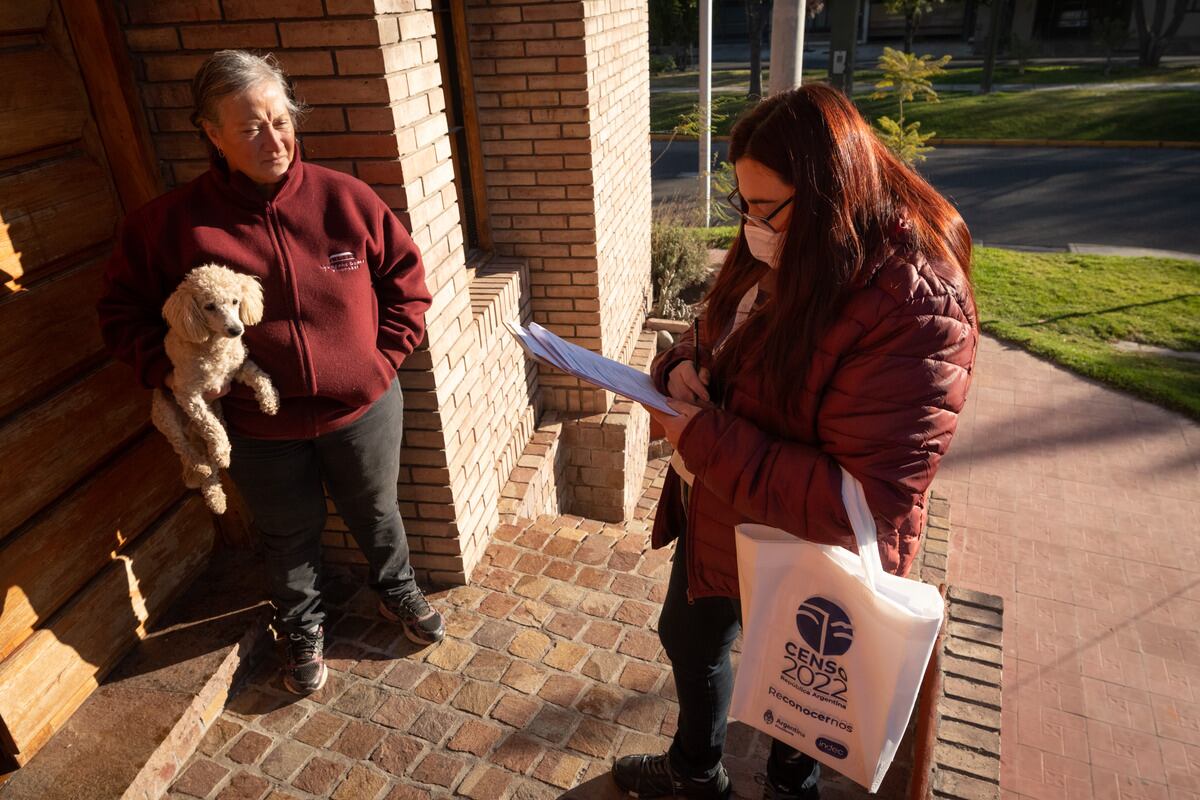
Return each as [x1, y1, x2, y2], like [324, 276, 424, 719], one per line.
[226, 325, 243, 337]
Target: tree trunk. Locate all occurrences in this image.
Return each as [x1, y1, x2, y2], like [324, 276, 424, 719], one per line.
[1135, 0, 1189, 67]
[981, 0, 1005, 93]
[904, 10, 916, 53]
[747, 0, 766, 97]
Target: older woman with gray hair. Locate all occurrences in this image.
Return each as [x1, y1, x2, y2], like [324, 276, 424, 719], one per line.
[97, 50, 443, 695]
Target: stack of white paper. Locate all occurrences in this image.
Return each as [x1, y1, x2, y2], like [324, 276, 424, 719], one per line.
[506, 321, 678, 416]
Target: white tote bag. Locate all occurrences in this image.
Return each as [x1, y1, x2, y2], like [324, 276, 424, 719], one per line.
[729, 467, 943, 792]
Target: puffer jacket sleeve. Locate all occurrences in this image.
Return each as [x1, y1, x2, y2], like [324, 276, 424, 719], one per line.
[674, 280, 977, 564]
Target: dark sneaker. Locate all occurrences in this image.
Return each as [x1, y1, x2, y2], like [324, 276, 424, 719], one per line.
[378, 588, 445, 645]
[612, 753, 732, 799]
[759, 776, 820, 800]
[282, 625, 327, 695]
[753, 767, 820, 800]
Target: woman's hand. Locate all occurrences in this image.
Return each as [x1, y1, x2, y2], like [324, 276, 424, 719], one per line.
[646, 397, 704, 449]
[165, 370, 231, 402]
[667, 361, 711, 403]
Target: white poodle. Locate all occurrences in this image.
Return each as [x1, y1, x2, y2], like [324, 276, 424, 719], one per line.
[152, 264, 278, 514]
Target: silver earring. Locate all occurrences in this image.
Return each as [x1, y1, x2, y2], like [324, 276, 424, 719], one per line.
[217, 147, 225, 158]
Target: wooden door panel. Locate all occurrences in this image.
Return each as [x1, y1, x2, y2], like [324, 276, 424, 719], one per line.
[0, 49, 90, 161]
[0, 496, 215, 763]
[0, 362, 150, 542]
[0, 1, 51, 34]
[0, 155, 117, 290]
[0, 0, 205, 770]
[0, 434, 181, 661]
[0, 258, 109, 418]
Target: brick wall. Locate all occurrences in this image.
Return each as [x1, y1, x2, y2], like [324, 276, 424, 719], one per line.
[117, 0, 517, 584]
[584, 0, 653, 366]
[117, 0, 651, 583]
[464, 0, 651, 413]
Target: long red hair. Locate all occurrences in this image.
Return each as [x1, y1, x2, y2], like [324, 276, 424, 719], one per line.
[704, 84, 972, 408]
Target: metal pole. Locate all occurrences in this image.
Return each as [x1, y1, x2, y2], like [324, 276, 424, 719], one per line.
[768, 0, 806, 95]
[700, 0, 712, 227]
[828, 0, 859, 96]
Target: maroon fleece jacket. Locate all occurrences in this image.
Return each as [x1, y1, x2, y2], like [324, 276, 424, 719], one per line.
[97, 153, 431, 439]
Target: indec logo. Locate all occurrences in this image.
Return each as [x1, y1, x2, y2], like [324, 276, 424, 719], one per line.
[795, 596, 853, 657]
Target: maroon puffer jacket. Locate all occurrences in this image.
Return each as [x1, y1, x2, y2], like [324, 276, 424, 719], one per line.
[651, 243, 978, 598]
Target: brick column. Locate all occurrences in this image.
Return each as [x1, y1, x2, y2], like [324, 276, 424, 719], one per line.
[466, 0, 652, 520]
[118, 0, 522, 584]
[465, 0, 652, 414]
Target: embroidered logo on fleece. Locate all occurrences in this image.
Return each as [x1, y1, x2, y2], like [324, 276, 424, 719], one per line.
[321, 251, 364, 272]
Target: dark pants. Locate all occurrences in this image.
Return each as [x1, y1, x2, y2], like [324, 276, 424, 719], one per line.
[228, 379, 416, 635]
[660, 536, 820, 794]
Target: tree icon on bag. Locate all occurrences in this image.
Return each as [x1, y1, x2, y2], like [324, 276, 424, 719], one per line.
[764, 709, 774, 725]
[796, 596, 854, 657]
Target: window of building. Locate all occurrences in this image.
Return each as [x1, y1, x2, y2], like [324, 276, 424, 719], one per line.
[431, 0, 491, 262]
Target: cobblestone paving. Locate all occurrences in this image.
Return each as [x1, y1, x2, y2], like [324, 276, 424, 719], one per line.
[169, 456, 889, 800]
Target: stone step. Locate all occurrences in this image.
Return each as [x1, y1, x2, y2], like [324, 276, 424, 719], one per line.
[0, 550, 272, 800]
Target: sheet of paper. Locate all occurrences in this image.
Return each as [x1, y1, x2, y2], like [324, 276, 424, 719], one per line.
[506, 321, 679, 416]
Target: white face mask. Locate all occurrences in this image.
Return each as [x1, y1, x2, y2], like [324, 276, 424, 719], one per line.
[743, 224, 783, 269]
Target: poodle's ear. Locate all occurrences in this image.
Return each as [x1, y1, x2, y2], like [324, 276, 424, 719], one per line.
[238, 275, 265, 325]
[162, 285, 209, 343]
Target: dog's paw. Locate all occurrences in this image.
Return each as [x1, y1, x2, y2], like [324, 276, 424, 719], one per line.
[259, 386, 280, 416]
[202, 484, 227, 515]
[211, 446, 231, 470]
[182, 462, 213, 488]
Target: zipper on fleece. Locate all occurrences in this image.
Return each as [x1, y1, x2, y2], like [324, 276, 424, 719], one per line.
[265, 203, 318, 400]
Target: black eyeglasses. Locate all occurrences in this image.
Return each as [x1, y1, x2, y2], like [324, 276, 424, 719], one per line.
[726, 188, 794, 233]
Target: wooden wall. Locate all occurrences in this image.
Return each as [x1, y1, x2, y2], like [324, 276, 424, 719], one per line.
[0, 0, 215, 768]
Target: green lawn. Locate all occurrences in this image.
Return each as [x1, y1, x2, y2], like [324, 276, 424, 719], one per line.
[925, 63, 1200, 85]
[650, 68, 825, 89]
[854, 89, 1200, 142]
[651, 88, 1200, 142]
[973, 247, 1200, 419]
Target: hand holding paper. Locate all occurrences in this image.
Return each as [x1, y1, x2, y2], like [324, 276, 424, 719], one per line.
[506, 321, 679, 416]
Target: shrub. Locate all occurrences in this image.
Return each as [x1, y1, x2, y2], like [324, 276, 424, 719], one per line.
[650, 54, 676, 74]
[651, 222, 710, 319]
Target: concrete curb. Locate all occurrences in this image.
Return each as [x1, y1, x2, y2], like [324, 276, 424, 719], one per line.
[650, 132, 1200, 150]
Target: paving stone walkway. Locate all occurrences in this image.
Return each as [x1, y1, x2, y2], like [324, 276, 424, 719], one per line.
[167, 456, 893, 800]
[167, 328, 1200, 800]
[940, 336, 1200, 800]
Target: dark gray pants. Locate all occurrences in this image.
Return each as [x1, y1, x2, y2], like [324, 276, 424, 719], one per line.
[661, 506, 819, 793]
[228, 379, 416, 635]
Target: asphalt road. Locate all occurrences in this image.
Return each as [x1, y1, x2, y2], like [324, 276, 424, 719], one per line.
[651, 140, 1200, 254]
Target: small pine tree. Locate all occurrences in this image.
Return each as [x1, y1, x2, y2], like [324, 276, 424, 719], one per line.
[871, 47, 951, 165]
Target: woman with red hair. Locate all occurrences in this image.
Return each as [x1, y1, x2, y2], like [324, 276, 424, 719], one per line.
[613, 85, 978, 799]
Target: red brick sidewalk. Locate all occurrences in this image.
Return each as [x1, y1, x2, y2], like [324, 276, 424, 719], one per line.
[940, 336, 1200, 800]
[167, 456, 894, 800]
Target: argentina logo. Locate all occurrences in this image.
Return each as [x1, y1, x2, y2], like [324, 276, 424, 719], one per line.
[795, 596, 853, 657]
